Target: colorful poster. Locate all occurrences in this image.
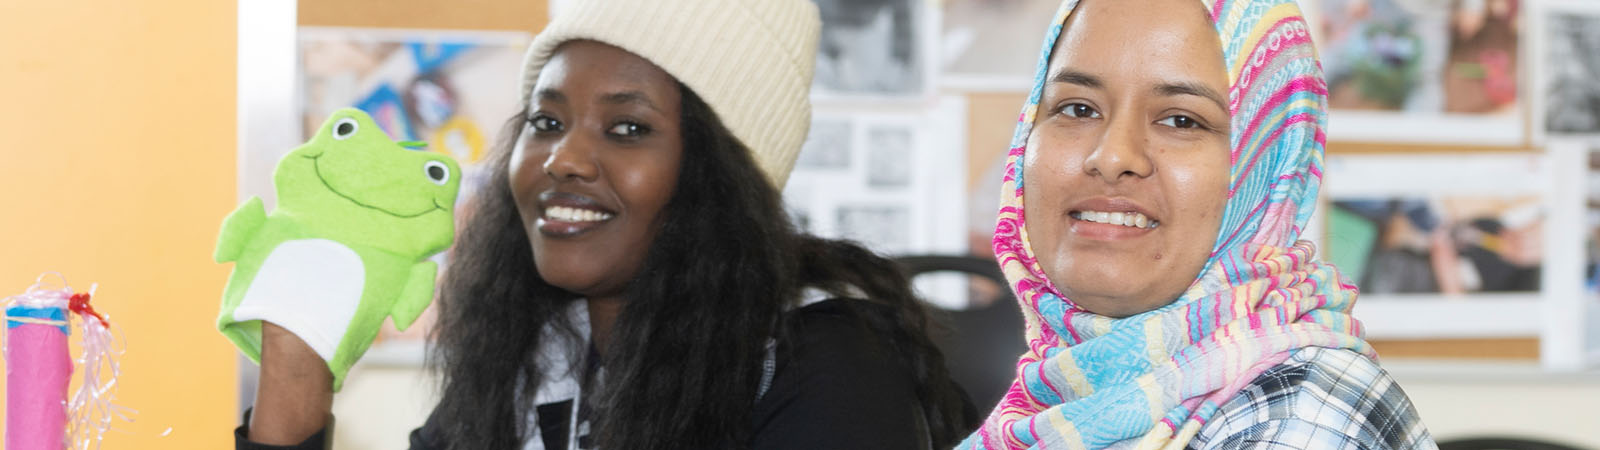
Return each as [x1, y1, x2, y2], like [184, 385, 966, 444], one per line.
[299, 28, 529, 201]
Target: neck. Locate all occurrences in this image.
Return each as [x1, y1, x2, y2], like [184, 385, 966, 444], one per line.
[585, 296, 624, 356]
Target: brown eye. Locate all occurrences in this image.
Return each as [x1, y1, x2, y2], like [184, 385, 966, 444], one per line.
[607, 122, 650, 138]
[1157, 115, 1201, 129]
[529, 114, 562, 133]
[1061, 103, 1100, 119]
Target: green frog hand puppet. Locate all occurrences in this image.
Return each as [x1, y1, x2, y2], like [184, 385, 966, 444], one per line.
[215, 108, 461, 389]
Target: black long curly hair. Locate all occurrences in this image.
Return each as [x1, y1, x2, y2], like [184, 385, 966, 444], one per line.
[428, 84, 972, 449]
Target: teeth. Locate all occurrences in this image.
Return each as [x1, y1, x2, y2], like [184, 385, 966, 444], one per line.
[1072, 210, 1158, 229]
[544, 206, 613, 223]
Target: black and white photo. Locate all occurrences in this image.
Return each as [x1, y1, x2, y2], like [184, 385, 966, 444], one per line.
[1544, 12, 1600, 135]
[866, 125, 914, 188]
[811, 0, 925, 97]
[837, 205, 912, 254]
[796, 118, 854, 169]
[940, 0, 1058, 88]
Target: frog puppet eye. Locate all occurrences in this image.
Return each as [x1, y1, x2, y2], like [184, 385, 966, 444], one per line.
[424, 160, 450, 186]
[332, 118, 360, 140]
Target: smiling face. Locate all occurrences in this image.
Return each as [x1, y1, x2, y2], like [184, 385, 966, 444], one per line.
[277, 108, 461, 256]
[509, 40, 685, 300]
[1021, 0, 1231, 318]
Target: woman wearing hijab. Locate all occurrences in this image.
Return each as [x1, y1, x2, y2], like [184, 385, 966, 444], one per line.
[960, 0, 1435, 448]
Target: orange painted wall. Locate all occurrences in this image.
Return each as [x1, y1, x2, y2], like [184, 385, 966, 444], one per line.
[0, 1, 238, 448]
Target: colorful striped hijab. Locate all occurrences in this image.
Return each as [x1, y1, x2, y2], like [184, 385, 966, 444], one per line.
[959, 0, 1373, 449]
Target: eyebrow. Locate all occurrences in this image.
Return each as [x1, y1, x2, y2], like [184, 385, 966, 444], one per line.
[535, 88, 566, 104]
[599, 91, 663, 114]
[1049, 68, 1103, 89]
[531, 88, 665, 117]
[1051, 67, 1229, 113]
[1156, 81, 1228, 113]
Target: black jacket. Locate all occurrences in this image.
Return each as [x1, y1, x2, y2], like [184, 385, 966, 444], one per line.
[237, 299, 950, 449]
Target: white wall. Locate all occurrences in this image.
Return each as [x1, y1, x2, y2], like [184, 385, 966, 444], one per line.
[1387, 360, 1600, 449]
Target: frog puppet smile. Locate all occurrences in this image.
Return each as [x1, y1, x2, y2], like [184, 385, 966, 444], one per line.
[299, 115, 454, 219]
[303, 151, 451, 219]
[213, 108, 462, 389]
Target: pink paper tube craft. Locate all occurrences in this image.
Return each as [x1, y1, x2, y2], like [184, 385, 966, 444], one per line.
[6, 304, 72, 450]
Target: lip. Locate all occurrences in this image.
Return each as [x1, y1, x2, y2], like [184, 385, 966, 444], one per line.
[535, 191, 618, 237]
[1065, 197, 1158, 241]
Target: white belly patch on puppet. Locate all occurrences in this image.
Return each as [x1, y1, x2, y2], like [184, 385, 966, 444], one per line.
[233, 238, 364, 362]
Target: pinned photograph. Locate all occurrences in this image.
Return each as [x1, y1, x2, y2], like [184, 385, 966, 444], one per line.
[811, 0, 927, 98]
[1327, 195, 1542, 295]
[837, 205, 913, 254]
[939, 0, 1059, 89]
[865, 125, 914, 188]
[796, 118, 854, 170]
[299, 29, 528, 169]
[1542, 10, 1600, 135]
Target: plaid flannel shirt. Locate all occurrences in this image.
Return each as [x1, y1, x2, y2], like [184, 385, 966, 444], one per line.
[1187, 347, 1437, 450]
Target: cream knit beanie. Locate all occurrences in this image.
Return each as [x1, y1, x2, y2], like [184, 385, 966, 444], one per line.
[520, 0, 820, 188]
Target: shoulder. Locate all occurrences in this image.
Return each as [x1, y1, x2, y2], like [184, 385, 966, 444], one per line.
[747, 298, 924, 450]
[770, 298, 910, 400]
[778, 298, 915, 384]
[1189, 347, 1436, 450]
[788, 297, 892, 344]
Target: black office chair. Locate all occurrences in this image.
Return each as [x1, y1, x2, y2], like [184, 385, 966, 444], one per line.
[1438, 438, 1591, 450]
[896, 255, 1026, 412]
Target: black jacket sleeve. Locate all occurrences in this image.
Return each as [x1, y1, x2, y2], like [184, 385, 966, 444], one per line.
[234, 408, 442, 450]
[233, 409, 334, 450]
[748, 299, 928, 450]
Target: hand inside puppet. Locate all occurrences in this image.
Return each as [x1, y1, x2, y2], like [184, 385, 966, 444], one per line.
[215, 108, 461, 389]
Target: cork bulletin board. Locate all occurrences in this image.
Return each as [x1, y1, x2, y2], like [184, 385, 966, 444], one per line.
[300, 0, 547, 32]
[295, 0, 1541, 361]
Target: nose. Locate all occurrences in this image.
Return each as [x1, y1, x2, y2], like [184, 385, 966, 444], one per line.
[1082, 113, 1153, 183]
[542, 132, 600, 182]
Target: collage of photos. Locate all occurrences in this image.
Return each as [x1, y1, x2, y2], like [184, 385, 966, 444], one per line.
[1316, 0, 1524, 143]
[782, 99, 970, 314]
[282, 0, 1600, 366]
[783, 105, 966, 262]
[833, 0, 1592, 355]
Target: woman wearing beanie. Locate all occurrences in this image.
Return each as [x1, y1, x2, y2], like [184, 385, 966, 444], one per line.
[958, 0, 1435, 449]
[234, 0, 974, 449]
